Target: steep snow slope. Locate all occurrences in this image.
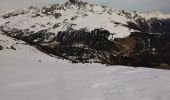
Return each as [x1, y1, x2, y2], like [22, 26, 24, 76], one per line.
[1, 32, 170, 100]
[0, 33, 57, 62]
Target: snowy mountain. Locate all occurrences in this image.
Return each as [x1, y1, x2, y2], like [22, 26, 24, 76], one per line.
[0, 0, 170, 68]
[1, 1, 170, 99]
[0, 0, 135, 39]
[1, 31, 170, 100]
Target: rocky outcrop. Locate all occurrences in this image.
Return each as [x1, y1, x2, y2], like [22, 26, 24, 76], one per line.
[0, 45, 3, 50]
[69, 0, 78, 4]
[10, 46, 16, 50]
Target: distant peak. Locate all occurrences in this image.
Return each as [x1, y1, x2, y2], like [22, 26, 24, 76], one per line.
[67, 0, 88, 6]
[69, 0, 79, 4]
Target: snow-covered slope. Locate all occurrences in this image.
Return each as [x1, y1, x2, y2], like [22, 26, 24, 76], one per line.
[1, 1, 170, 41]
[0, 31, 170, 100]
[1, 1, 170, 99]
[0, 1, 144, 40]
[136, 11, 170, 19]
[0, 33, 58, 62]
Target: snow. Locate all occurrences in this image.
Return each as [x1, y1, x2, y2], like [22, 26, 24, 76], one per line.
[0, 32, 170, 100]
[0, 3, 135, 40]
[0, 18, 7, 26]
[2, 2, 170, 42]
[136, 11, 170, 20]
[1, 2, 170, 43]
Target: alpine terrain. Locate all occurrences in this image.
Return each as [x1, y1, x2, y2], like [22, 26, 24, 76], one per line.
[1, 0, 170, 68]
[1, 32, 170, 100]
[1, 0, 170, 100]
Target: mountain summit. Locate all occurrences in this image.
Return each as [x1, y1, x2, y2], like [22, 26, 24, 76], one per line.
[69, 0, 79, 4]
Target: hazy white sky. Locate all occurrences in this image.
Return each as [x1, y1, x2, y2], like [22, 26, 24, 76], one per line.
[0, 0, 170, 13]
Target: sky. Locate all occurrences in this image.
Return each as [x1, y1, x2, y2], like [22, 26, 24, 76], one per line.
[0, 0, 170, 14]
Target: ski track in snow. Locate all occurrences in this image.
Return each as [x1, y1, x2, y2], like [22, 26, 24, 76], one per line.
[0, 32, 170, 100]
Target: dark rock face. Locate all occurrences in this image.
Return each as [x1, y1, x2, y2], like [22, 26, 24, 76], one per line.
[10, 46, 16, 50]
[54, 13, 62, 19]
[149, 18, 170, 33]
[69, 0, 78, 4]
[53, 23, 60, 29]
[68, 0, 87, 6]
[0, 45, 3, 50]
[2, 12, 20, 19]
[127, 18, 170, 33]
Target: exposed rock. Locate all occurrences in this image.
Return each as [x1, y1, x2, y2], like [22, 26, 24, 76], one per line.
[127, 18, 170, 33]
[10, 46, 16, 50]
[0, 45, 3, 50]
[71, 16, 78, 20]
[2, 12, 19, 19]
[53, 23, 60, 29]
[53, 13, 62, 19]
[29, 6, 39, 10]
[31, 13, 41, 17]
[82, 14, 88, 17]
[69, 0, 78, 4]
[42, 6, 57, 15]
